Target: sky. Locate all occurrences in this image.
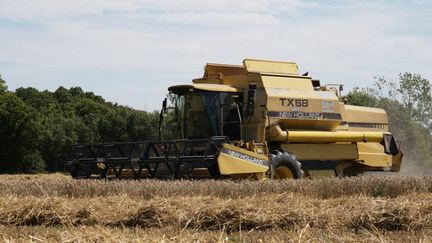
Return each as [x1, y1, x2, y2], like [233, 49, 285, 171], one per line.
[1, 0, 431, 111]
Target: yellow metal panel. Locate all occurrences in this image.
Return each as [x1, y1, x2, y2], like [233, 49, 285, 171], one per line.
[262, 76, 313, 90]
[220, 75, 253, 89]
[243, 59, 299, 75]
[204, 63, 246, 77]
[391, 152, 403, 172]
[357, 142, 392, 167]
[282, 144, 358, 160]
[344, 125, 389, 132]
[243, 124, 264, 142]
[344, 105, 388, 130]
[217, 144, 269, 175]
[262, 76, 343, 131]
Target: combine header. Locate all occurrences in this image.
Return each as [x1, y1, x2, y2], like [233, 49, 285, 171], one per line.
[67, 137, 229, 179]
[66, 59, 403, 179]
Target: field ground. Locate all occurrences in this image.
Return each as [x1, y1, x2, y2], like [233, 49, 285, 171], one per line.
[0, 174, 432, 242]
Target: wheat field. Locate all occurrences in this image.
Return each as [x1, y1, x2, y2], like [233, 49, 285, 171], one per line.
[1, 174, 432, 242]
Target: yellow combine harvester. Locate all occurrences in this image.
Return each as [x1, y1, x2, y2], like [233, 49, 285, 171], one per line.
[66, 59, 403, 179]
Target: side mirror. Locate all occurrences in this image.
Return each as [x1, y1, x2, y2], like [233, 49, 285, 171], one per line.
[159, 98, 168, 141]
[162, 98, 167, 113]
[339, 85, 344, 98]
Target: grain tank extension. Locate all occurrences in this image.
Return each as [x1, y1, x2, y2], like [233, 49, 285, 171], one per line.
[66, 59, 403, 179]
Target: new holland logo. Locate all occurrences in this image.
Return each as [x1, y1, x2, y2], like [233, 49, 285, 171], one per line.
[278, 111, 321, 119]
[268, 111, 342, 120]
[221, 148, 269, 166]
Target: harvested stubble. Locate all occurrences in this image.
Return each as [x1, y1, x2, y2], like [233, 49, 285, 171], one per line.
[1, 226, 432, 243]
[1, 194, 432, 232]
[0, 226, 432, 243]
[0, 175, 432, 199]
[1, 174, 432, 242]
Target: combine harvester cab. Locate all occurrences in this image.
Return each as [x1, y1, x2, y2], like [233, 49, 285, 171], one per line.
[66, 59, 403, 179]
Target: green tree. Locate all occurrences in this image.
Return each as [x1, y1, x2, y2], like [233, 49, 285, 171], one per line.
[398, 73, 431, 120]
[0, 75, 7, 94]
[0, 93, 45, 173]
[0, 83, 162, 173]
[374, 73, 432, 132]
[345, 87, 379, 107]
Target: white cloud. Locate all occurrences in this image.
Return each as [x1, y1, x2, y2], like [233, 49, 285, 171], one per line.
[0, 0, 142, 20]
[0, 0, 304, 21]
[0, 0, 431, 110]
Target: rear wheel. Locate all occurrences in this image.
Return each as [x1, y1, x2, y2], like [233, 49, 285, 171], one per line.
[271, 151, 304, 179]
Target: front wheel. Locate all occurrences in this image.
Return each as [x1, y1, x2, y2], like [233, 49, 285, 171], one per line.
[270, 151, 304, 179]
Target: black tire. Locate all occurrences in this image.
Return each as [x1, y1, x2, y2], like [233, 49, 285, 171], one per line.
[270, 151, 304, 179]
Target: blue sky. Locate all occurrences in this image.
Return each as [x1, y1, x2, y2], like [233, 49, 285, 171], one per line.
[1, 0, 431, 111]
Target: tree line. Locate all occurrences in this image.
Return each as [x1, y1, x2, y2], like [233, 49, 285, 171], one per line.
[0, 75, 159, 173]
[0, 72, 430, 174]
